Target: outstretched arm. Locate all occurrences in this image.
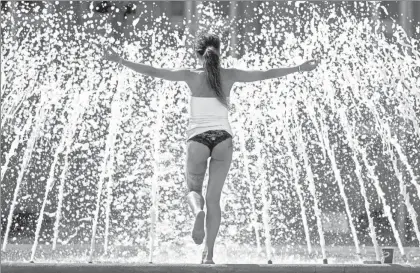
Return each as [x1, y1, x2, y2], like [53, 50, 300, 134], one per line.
[119, 60, 193, 82]
[229, 60, 319, 83]
[103, 46, 193, 82]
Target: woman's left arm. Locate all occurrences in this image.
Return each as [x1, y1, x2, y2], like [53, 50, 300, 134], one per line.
[103, 46, 194, 82]
[120, 59, 194, 82]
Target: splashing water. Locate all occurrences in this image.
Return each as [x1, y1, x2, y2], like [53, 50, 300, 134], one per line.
[1, 1, 420, 264]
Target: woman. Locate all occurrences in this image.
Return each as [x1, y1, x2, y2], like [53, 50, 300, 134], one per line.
[103, 33, 319, 264]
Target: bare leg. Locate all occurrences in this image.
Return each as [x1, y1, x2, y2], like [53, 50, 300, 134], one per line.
[185, 141, 210, 245]
[203, 138, 233, 263]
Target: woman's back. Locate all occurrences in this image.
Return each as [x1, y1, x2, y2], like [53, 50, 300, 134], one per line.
[186, 68, 234, 98]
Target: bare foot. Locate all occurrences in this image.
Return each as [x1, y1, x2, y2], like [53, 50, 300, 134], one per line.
[201, 248, 214, 264]
[192, 210, 205, 245]
[201, 259, 215, 264]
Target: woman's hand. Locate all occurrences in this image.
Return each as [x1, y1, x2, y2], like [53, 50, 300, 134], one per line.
[103, 45, 121, 63]
[299, 59, 320, 72]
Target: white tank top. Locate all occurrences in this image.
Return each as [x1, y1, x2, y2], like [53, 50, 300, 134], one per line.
[186, 96, 233, 140]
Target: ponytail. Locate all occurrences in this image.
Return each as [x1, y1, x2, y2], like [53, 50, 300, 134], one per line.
[203, 47, 228, 108]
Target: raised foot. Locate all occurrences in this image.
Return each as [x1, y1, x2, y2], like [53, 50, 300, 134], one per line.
[192, 210, 205, 245]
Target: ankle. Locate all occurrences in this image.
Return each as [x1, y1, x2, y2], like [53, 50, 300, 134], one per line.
[203, 251, 213, 260]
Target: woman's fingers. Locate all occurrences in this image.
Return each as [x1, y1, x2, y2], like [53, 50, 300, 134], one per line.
[103, 45, 109, 54]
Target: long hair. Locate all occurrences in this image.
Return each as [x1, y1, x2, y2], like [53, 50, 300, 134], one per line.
[195, 33, 228, 108]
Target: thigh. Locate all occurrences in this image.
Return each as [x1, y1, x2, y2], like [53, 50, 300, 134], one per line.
[206, 138, 233, 203]
[186, 140, 211, 192]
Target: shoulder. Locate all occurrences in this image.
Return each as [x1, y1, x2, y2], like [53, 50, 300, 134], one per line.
[181, 68, 203, 77]
[169, 68, 200, 81]
[188, 68, 205, 74]
[182, 68, 203, 85]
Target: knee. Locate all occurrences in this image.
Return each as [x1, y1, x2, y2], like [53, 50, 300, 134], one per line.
[186, 172, 205, 193]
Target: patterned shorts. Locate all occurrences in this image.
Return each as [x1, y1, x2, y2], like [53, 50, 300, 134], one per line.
[187, 130, 232, 154]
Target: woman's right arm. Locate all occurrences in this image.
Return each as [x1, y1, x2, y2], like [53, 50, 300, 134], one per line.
[229, 60, 319, 83]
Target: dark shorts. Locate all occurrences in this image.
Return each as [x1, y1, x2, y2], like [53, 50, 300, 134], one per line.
[187, 130, 232, 154]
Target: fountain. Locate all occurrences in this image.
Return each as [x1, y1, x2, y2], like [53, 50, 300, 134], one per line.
[1, 1, 420, 272]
